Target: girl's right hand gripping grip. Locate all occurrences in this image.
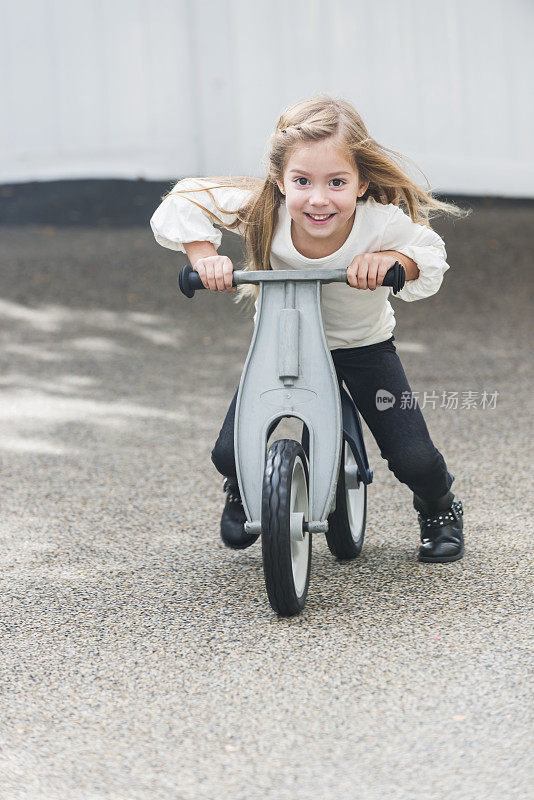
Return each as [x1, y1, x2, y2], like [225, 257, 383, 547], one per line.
[178, 262, 405, 298]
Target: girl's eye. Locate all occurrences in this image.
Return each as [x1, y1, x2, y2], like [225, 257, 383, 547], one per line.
[293, 178, 346, 187]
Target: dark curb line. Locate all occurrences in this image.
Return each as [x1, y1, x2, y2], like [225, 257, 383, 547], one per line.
[1, 178, 533, 227]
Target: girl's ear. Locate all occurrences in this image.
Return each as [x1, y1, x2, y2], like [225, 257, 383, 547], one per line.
[276, 180, 285, 196]
[358, 180, 370, 197]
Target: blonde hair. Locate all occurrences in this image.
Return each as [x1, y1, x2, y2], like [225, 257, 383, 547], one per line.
[162, 93, 470, 308]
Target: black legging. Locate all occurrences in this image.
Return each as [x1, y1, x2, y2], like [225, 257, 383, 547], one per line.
[211, 336, 454, 503]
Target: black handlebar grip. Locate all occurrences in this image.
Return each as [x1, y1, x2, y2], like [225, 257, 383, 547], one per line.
[178, 264, 205, 298]
[382, 261, 406, 294]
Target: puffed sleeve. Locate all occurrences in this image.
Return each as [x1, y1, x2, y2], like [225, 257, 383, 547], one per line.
[150, 178, 253, 254]
[379, 205, 450, 302]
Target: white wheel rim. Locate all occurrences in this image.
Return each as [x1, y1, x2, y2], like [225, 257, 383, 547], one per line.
[345, 444, 365, 543]
[290, 457, 309, 598]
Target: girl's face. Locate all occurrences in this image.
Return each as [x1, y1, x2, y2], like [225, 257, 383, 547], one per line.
[277, 138, 369, 253]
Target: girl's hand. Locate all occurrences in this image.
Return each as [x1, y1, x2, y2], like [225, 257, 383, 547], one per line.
[193, 255, 236, 293]
[346, 252, 399, 291]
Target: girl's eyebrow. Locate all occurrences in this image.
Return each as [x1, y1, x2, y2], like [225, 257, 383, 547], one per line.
[288, 169, 353, 178]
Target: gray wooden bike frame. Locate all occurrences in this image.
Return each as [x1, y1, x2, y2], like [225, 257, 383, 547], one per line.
[232, 268, 373, 537]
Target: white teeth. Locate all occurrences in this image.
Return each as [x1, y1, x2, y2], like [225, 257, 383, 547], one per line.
[307, 213, 332, 220]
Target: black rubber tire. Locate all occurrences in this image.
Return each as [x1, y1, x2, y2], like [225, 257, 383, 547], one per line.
[261, 439, 311, 617]
[326, 440, 367, 560]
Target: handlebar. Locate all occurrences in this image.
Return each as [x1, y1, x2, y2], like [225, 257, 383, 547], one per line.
[178, 262, 406, 298]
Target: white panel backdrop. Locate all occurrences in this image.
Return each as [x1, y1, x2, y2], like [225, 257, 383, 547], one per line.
[0, 0, 533, 196]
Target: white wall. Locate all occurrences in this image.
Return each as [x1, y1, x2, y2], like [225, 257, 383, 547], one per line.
[1, 0, 533, 197]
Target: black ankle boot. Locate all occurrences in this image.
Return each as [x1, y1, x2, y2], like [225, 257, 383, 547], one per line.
[220, 477, 259, 550]
[414, 490, 464, 563]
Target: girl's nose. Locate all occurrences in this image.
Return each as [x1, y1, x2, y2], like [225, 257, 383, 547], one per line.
[309, 187, 329, 206]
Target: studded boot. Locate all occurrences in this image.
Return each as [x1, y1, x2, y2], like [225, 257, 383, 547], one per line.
[413, 489, 464, 563]
[220, 477, 259, 550]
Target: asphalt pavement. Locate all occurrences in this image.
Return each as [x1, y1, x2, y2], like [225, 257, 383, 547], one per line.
[0, 200, 533, 799]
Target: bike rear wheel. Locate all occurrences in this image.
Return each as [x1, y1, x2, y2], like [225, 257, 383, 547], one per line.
[326, 439, 367, 560]
[261, 439, 311, 617]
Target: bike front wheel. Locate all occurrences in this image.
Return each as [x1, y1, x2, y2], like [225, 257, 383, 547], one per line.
[261, 439, 311, 617]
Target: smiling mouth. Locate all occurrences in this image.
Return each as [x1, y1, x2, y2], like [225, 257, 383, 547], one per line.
[304, 212, 336, 222]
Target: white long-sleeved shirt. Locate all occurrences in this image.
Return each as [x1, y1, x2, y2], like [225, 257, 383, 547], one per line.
[150, 178, 450, 350]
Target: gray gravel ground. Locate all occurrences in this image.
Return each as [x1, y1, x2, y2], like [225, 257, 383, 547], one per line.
[0, 204, 533, 799]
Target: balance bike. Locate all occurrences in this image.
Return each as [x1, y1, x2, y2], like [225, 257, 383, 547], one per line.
[179, 262, 405, 616]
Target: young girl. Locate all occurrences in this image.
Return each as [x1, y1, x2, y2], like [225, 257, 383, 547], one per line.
[150, 94, 468, 563]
